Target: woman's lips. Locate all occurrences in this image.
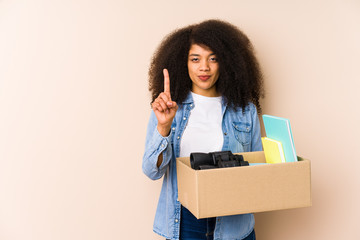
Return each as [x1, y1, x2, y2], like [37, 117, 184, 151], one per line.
[198, 75, 210, 81]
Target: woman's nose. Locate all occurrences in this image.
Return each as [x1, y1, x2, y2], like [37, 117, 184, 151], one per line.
[199, 60, 210, 71]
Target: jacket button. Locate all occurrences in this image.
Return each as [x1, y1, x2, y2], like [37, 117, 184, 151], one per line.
[224, 132, 227, 135]
[175, 219, 179, 223]
[177, 136, 180, 140]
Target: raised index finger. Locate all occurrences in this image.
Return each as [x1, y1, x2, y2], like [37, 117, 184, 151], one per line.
[163, 69, 170, 94]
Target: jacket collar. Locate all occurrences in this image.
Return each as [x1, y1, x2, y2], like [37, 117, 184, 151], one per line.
[182, 92, 194, 104]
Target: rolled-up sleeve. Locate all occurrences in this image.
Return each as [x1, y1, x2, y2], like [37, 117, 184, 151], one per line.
[142, 111, 173, 180]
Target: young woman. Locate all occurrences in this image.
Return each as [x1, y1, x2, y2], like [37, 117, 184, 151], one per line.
[142, 19, 264, 240]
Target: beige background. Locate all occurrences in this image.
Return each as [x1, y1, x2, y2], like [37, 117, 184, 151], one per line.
[1, 0, 359, 239]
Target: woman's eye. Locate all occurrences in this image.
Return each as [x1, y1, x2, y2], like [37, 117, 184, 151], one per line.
[191, 58, 199, 62]
[209, 57, 217, 62]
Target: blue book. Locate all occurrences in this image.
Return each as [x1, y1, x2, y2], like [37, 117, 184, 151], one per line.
[262, 115, 298, 162]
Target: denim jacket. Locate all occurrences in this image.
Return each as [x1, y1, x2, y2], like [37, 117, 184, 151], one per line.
[142, 93, 262, 240]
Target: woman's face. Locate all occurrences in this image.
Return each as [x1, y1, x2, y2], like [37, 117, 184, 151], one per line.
[187, 44, 220, 97]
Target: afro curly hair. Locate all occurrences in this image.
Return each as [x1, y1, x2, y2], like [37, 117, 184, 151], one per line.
[148, 19, 264, 112]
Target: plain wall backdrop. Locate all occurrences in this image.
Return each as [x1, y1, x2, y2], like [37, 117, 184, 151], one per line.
[1, 0, 359, 239]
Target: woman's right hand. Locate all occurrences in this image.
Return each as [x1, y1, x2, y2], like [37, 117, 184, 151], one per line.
[151, 69, 178, 137]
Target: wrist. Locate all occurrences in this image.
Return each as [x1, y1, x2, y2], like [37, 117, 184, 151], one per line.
[157, 125, 171, 137]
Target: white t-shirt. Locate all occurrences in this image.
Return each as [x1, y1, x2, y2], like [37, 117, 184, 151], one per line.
[179, 92, 224, 158]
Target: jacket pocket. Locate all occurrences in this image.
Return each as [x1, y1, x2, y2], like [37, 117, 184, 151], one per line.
[232, 122, 251, 146]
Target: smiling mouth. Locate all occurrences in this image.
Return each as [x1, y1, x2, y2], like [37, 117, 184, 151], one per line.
[198, 75, 210, 81]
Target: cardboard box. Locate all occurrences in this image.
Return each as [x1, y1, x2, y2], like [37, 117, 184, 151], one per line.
[176, 151, 311, 219]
